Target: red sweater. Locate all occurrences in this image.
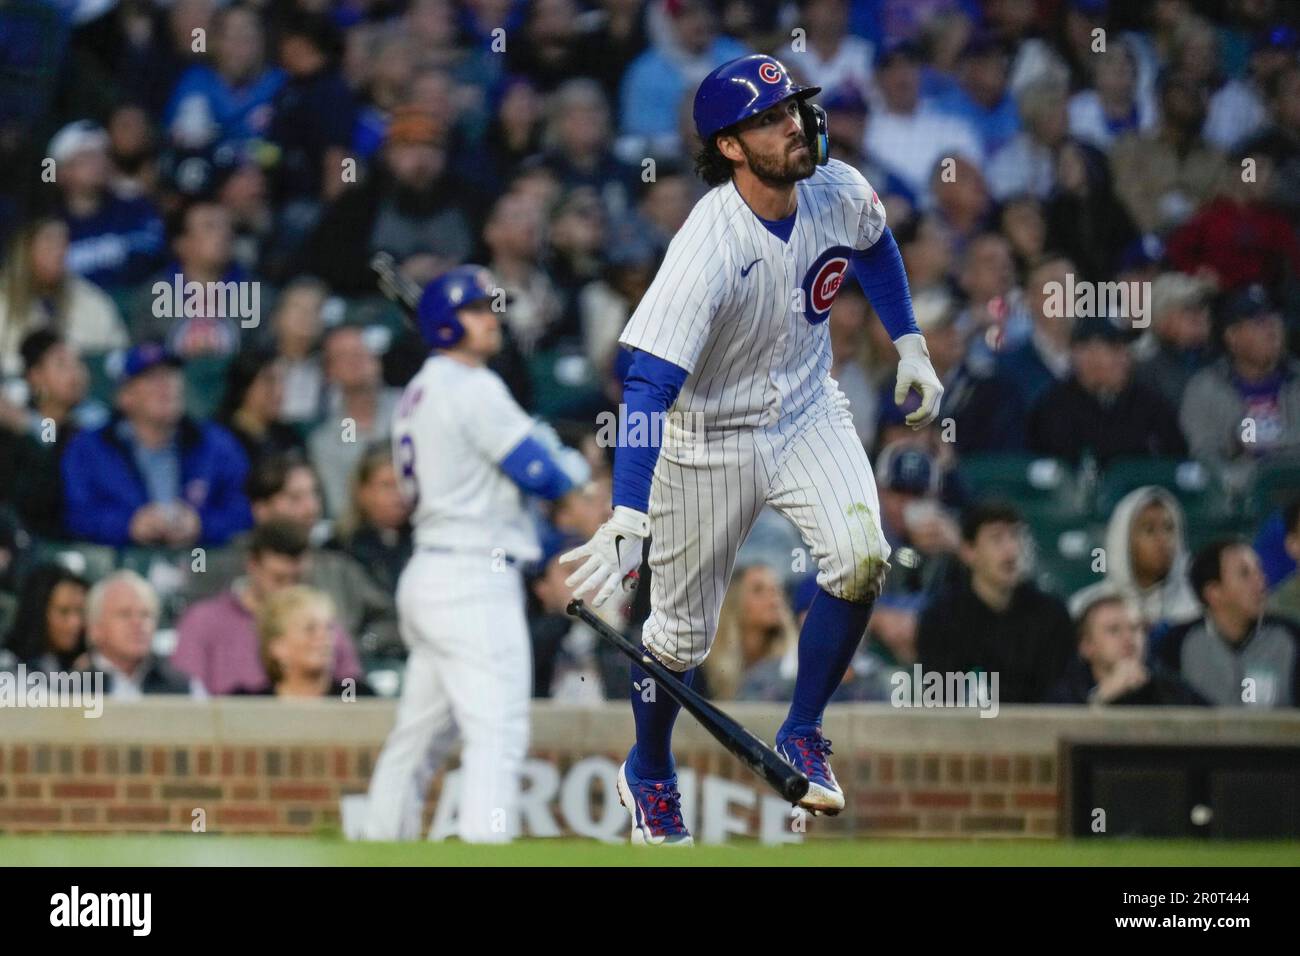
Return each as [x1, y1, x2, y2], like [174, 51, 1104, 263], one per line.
[1166, 197, 1300, 291]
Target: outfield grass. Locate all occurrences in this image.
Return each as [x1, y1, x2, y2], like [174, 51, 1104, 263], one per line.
[0, 835, 1293, 867]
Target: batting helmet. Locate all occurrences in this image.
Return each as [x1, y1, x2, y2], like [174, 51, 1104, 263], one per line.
[693, 54, 828, 164]
[416, 265, 496, 349]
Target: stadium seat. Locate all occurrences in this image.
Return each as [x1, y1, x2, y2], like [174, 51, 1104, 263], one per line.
[1026, 518, 1106, 598]
[183, 354, 232, 420]
[1251, 455, 1300, 519]
[957, 453, 1086, 522]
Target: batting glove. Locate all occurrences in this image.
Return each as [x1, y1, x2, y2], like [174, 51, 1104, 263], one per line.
[561, 506, 650, 608]
[893, 333, 944, 429]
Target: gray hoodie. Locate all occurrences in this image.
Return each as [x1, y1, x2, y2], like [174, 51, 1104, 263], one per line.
[1071, 486, 1201, 631]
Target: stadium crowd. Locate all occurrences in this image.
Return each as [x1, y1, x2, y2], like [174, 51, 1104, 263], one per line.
[0, 0, 1297, 708]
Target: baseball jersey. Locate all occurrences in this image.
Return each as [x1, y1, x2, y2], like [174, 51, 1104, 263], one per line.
[393, 354, 540, 561]
[619, 158, 887, 429]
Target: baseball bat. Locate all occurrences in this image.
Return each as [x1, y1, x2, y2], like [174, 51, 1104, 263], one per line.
[371, 252, 423, 315]
[566, 599, 809, 804]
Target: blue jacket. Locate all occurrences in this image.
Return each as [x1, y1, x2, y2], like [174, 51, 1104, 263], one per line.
[61, 413, 253, 547]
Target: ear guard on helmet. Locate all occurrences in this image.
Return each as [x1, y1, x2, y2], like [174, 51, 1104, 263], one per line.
[799, 101, 829, 166]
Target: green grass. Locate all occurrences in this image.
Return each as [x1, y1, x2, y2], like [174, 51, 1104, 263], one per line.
[0, 836, 1293, 867]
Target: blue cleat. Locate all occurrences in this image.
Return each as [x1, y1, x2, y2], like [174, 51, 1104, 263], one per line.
[616, 749, 694, 846]
[776, 727, 845, 815]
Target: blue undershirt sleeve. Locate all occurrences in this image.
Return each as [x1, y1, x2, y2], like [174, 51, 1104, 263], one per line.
[499, 436, 577, 501]
[850, 227, 920, 341]
[611, 349, 690, 513]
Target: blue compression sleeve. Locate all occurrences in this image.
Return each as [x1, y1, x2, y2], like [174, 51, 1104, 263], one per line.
[611, 349, 690, 513]
[500, 436, 576, 501]
[850, 227, 919, 341]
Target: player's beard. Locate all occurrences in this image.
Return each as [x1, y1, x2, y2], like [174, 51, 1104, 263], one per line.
[738, 136, 816, 186]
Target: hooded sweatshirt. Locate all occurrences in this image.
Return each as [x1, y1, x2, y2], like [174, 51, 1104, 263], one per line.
[1075, 486, 1202, 632]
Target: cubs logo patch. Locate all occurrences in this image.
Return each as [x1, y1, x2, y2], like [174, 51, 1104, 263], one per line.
[758, 61, 782, 84]
[800, 246, 853, 324]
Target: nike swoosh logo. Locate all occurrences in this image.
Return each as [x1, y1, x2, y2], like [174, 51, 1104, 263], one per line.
[614, 535, 626, 564]
[740, 258, 761, 278]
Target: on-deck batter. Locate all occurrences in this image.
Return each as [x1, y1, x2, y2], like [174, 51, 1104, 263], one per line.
[364, 266, 587, 843]
[561, 54, 944, 845]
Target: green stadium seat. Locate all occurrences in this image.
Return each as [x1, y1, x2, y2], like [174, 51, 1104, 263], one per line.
[82, 350, 119, 407]
[1251, 455, 1300, 519]
[1026, 518, 1106, 598]
[183, 354, 232, 420]
[957, 453, 1085, 522]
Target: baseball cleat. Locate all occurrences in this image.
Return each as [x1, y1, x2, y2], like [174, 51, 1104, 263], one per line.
[617, 749, 693, 846]
[776, 727, 845, 816]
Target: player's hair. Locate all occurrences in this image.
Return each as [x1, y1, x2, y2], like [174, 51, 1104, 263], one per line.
[256, 585, 336, 685]
[960, 501, 1022, 543]
[694, 135, 736, 188]
[336, 441, 397, 543]
[246, 450, 316, 505]
[1188, 537, 1249, 606]
[248, 519, 311, 560]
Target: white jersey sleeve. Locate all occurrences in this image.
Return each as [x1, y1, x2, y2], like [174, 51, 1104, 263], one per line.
[828, 159, 888, 252]
[618, 200, 734, 373]
[447, 367, 536, 463]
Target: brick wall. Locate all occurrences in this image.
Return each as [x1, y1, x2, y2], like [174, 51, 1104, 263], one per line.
[2, 701, 1295, 840]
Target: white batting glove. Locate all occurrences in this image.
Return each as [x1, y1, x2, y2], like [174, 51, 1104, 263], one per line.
[893, 333, 944, 429]
[560, 506, 650, 608]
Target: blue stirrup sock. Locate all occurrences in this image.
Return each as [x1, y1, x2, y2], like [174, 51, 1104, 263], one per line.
[629, 647, 695, 780]
[780, 589, 875, 737]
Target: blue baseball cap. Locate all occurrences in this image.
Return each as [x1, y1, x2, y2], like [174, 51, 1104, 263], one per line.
[118, 342, 183, 383]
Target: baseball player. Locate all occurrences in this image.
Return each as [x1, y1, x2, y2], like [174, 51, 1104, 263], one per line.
[561, 54, 943, 845]
[364, 266, 587, 844]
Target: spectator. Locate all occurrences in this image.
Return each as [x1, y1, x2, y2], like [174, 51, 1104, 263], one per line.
[985, 76, 1071, 201]
[618, 0, 748, 149]
[1067, 40, 1155, 151]
[928, 155, 993, 252]
[132, 200, 252, 358]
[307, 325, 401, 517]
[1110, 71, 1228, 235]
[872, 442, 959, 597]
[1238, 64, 1300, 223]
[61, 342, 253, 548]
[216, 347, 304, 472]
[1, 564, 89, 674]
[173, 520, 364, 695]
[931, 32, 1021, 158]
[163, 3, 284, 152]
[704, 564, 797, 701]
[993, 254, 1077, 424]
[955, 232, 1031, 357]
[10, 331, 109, 538]
[267, 12, 356, 221]
[1073, 487, 1202, 636]
[1159, 538, 1298, 707]
[484, 191, 564, 354]
[864, 41, 982, 206]
[1048, 587, 1206, 705]
[1027, 315, 1187, 466]
[254, 586, 372, 698]
[1165, 150, 1300, 293]
[0, 216, 128, 382]
[1180, 284, 1300, 472]
[507, 0, 591, 93]
[269, 277, 327, 424]
[782, 0, 874, 109]
[107, 103, 160, 202]
[475, 76, 546, 195]
[1135, 272, 1213, 409]
[298, 106, 479, 294]
[183, 450, 399, 655]
[528, 530, 607, 701]
[84, 571, 196, 699]
[999, 194, 1047, 278]
[1203, 25, 1296, 153]
[50, 121, 165, 292]
[917, 502, 1075, 704]
[542, 79, 639, 221]
[1043, 140, 1139, 282]
[828, 284, 880, 449]
[1268, 498, 1300, 626]
[326, 443, 413, 596]
[857, 591, 923, 701]
[545, 188, 609, 348]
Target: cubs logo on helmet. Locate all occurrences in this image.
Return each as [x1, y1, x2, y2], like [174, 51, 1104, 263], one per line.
[800, 246, 853, 325]
[416, 265, 496, 349]
[758, 61, 783, 84]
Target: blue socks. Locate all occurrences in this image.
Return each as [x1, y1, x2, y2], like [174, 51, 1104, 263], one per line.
[780, 589, 875, 737]
[629, 647, 695, 780]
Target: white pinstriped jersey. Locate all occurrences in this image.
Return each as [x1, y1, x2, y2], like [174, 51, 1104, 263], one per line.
[619, 158, 887, 429]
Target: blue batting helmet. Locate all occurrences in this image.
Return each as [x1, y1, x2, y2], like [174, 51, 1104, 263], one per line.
[416, 265, 496, 349]
[693, 54, 821, 140]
